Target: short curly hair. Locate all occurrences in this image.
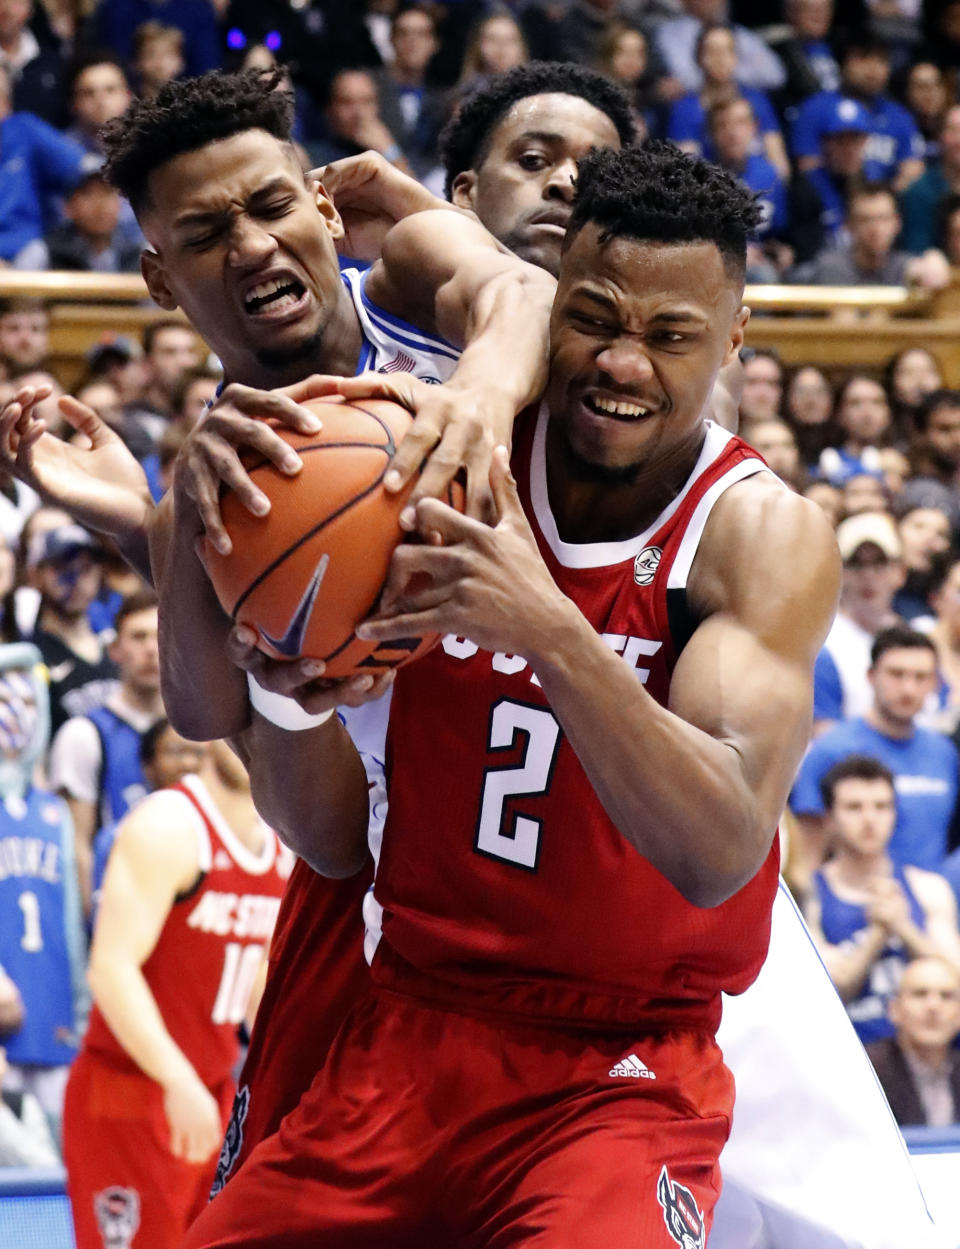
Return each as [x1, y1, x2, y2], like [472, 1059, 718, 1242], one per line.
[568, 142, 763, 282]
[440, 62, 635, 200]
[103, 69, 295, 214]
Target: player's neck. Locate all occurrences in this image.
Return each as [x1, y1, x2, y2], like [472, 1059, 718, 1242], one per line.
[225, 281, 364, 390]
[543, 418, 706, 544]
[198, 761, 264, 854]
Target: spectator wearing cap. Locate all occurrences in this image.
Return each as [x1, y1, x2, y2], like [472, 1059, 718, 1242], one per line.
[867, 956, 960, 1127]
[818, 374, 890, 486]
[13, 169, 142, 273]
[654, 0, 786, 94]
[25, 519, 118, 735]
[0, 0, 67, 127]
[805, 759, 960, 1045]
[812, 511, 904, 733]
[792, 626, 959, 874]
[800, 182, 950, 288]
[893, 494, 955, 624]
[790, 95, 871, 247]
[791, 36, 924, 191]
[901, 105, 960, 257]
[909, 389, 960, 492]
[0, 61, 92, 264]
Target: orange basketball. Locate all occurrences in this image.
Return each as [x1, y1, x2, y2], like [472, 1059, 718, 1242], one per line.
[203, 396, 462, 680]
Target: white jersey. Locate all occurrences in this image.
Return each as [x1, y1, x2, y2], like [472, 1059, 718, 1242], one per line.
[340, 264, 459, 383]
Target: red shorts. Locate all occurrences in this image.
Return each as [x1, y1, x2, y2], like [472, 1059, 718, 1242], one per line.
[213, 858, 373, 1192]
[186, 990, 733, 1249]
[63, 1050, 233, 1249]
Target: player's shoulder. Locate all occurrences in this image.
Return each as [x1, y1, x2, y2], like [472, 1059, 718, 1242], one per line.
[115, 787, 199, 869]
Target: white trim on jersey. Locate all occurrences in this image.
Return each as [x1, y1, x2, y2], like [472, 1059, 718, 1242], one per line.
[529, 403, 734, 570]
[666, 457, 776, 591]
[179, 775, 276, 877]
[339, 267, 460, 376]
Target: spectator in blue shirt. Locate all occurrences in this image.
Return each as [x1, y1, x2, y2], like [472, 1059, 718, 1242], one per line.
[668, 24, 789, 177]
[793, 95, 871, 245]
[792, 34, 925, 191]
[92, 0, 221, 77]
[708, 95, 791, 281]
[654, 0, 786, 94]
[792, 626, 960, 876]
[804, 755, 960, 1046]
[0, 63, 91, 263]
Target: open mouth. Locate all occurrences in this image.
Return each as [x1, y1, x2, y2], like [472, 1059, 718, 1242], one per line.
[243, 276, 307, 317]
[583, 393, 652, 421]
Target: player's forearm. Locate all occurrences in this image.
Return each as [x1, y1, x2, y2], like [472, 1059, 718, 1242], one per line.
[438, 267, 554, 431]
[530, 605, 778, 908]
[237, 715, 370, 878]
[73, 833, 94, 920]
[87, 954, 200, 1090]
[150, 492, 249, 742]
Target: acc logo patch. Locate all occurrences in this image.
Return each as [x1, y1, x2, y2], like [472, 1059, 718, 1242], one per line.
[210, 1084, 250, 1199]
[94, 1185, 140, 1249]
[656, 1166, 705, 1249]
[633, 546, 662, 586]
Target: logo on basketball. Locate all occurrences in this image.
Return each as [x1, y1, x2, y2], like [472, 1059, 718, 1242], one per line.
[633, 546, 662, 586]
[211, 1084, 250, 1198]
[656, 1166, 705, 1249]
[94, 1185, 140, 1249]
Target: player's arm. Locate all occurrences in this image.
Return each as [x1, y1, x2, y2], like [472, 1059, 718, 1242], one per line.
[359, 456, 841, 908]
[86, 791, 223, 1163]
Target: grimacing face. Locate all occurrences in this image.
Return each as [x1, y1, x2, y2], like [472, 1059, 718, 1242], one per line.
[545, 228, 746, 479]
[140, 129, 345, 381]
[452, 93, 622, 278]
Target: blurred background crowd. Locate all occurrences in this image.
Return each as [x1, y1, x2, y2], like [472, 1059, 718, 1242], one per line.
[3, 0, 960, 1194]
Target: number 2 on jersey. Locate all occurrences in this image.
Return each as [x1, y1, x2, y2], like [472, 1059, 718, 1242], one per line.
[475, 701, 561, 871]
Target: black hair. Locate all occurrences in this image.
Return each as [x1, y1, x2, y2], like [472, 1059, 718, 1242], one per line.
[870, 624, 937, 667]
[440, 61, 635, 199]
[819, 754, 895, 808]
[915, 387, 960, 432]
[68, 48, 130, 97]
[140, 717, 171, 767]
[847, 178, 897, 213]
[566, 142, 762, 283]
[695, 20, 736, 63]
[842, 33, 893, 61]
[103, 69, 295, 213]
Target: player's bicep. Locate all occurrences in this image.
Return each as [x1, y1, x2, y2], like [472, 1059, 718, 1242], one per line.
[668, 614, 815, 829]
[91, 793, 199, 970]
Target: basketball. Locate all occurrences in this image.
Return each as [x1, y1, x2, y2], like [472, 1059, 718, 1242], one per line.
[203, 396, 462, 680]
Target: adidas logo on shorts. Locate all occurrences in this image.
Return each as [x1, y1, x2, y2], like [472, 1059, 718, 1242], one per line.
[609, 1053, 656, 1080]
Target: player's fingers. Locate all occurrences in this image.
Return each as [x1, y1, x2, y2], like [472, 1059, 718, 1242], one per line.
[334, 668, 396, 709]
[411, 496, 483, 547]
[200, 416, 304, 476]
[182, 457, 239, 554]
[191, 435, 275, 515]
[356, 608, 446, 644]
[214, 385, 322, 435]
[387, 413, 443, 495]
[246, 652, 330, 700]
[489, 444, 522, 522]
[58, 396, 120, 447]
[377, 544, 468, 613]
[225, 623, 266, 673]
[15, 384, 52, 407]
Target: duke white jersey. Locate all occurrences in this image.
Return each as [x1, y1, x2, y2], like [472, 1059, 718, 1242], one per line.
[337, 263, 461, 932]
[340, 265, 460, 384]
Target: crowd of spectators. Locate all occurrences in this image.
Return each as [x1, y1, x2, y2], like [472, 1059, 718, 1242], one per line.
[4, 0, 960, 1181]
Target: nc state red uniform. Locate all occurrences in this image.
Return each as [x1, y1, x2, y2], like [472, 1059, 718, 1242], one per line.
[63, 776, 289, 1249]
[185, 412, 780, 1249]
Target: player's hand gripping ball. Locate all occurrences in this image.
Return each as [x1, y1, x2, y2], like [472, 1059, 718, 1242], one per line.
[203, 396, 463, 679]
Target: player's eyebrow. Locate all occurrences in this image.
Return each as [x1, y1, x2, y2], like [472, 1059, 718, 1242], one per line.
[511, 130, 567, 147]
[568, 287, 618, 311]
[569, 288, 708, 326]
[173, 178, 295, 228]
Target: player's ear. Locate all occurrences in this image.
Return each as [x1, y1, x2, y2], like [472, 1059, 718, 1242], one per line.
[722, 305, 750, 367]
[450, 170, 478, 211]
[140, 249, 178, 312]
[311, 179, 344, 242]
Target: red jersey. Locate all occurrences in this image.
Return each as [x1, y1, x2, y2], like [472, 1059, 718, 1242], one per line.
[374, 409, 781, 1033]
[84, 775, 290, 1088]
